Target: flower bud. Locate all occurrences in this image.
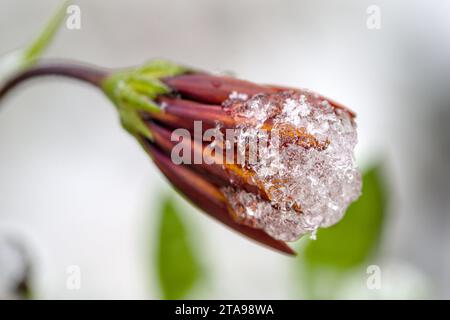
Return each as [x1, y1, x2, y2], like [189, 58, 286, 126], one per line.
[141, 69, 361, 244]
[0, 59, 362, 255]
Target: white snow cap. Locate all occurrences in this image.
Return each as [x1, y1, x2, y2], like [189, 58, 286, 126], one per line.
[221, 90, 361, 241]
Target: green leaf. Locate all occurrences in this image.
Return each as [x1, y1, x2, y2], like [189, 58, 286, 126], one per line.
[155, 195, 203, 300]
[303, 164, 387, 269]
[22, 1, 68, 64]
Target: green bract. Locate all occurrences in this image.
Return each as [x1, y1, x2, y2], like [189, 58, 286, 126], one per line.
[102, 60, 190, 139]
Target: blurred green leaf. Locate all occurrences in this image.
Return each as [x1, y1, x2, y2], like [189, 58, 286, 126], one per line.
[22, 1, 68, 64]
[0, 1, 67, 80]
[155, 196, 203, 300]
[304, 164, 386, 269]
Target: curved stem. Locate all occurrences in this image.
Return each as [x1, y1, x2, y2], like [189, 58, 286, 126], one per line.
[0, 62, 109, 101]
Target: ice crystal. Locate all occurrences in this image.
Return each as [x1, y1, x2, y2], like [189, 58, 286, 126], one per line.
[221, 90, 361, 241]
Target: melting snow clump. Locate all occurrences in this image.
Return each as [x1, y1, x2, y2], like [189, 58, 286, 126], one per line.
[220, 90, 362, 241]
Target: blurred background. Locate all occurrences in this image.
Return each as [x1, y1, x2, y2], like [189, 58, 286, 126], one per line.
[0, 0, 449, 299]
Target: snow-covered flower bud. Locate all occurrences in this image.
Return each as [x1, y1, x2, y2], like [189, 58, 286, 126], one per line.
[0, 59, 361, 254]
